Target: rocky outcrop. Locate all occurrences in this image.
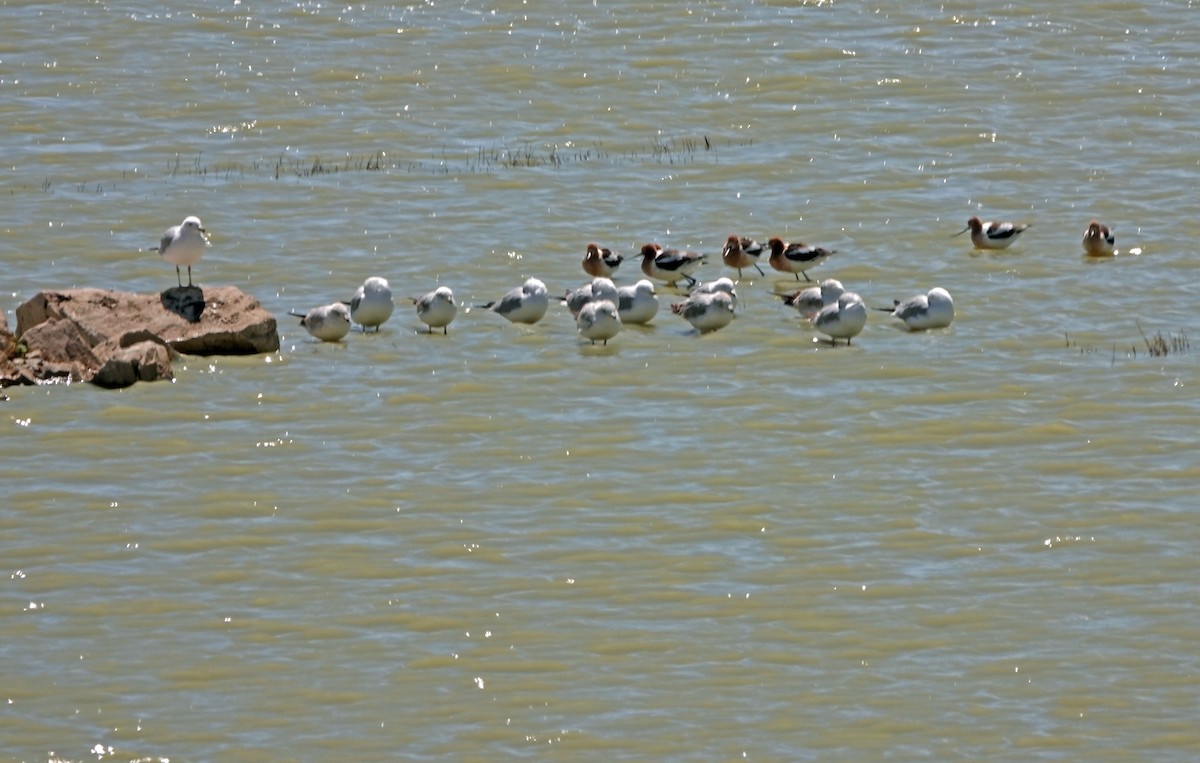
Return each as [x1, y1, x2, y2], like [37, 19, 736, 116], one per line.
[2, 286, 279, 389]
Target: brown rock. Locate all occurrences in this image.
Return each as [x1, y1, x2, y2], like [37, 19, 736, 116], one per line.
[1, 311, 15, 363]
[16, 286, 279, 355]
[1, 318, 97, 386]
[19, 318, 99, 366]
[5, 285, 279, 389]
[92, 340, 174, 388]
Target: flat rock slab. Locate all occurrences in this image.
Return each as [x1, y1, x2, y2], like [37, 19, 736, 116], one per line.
[3, 285, 279, 389]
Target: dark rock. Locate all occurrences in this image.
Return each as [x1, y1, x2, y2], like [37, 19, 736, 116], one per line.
[160, 285, 207, 323]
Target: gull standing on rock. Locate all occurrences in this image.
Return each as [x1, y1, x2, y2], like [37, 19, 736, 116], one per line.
[877, 287, 954, 330]
[156, 216, 209, 287]
[483, 278, 550, 325]
[290, 303, 352, 342]
[412, 286, 457, 334]
[348, 276, 394, 332]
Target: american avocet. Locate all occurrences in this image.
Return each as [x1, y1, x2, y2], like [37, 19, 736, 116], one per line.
[1082, 220, 1116, 257]
[576, 299, 622, 345]
[955, 216, 1029, 250]
[812, 292, 867, 346]
[638, 243, 706, 287]
[616, 279, 659, 325]
[776, 278, 845, 319]
[564, 277, 619, 318]
[671, 290, 736, 333]
[721, 234, 765, 278]
[689, 276, 739, 311]
[877, 287, 954, 330]
[348, 276, 395, 332]
[583, 243, 624, 278]
[290, 302, 352, 342]
[737, 236, 764, 258]
[155, 216, 209, 287]
[483, 277, 550, 324]
[412, 285, 457, 334]
[767, 237, 835, 282]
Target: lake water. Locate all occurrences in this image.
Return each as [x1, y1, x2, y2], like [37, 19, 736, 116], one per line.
[3, 1, 1199, 761]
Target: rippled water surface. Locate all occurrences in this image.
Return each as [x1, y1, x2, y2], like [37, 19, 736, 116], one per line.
[3, 1, 1199, 761]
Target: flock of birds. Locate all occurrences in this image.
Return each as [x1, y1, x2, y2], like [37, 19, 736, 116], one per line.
[152, 213, 1119, 347]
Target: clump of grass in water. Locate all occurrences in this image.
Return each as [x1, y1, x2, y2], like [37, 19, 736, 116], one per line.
[274, 151, 386, 178]
[1136, 321, 1188, 357]
[1064, 325, 1189, 365]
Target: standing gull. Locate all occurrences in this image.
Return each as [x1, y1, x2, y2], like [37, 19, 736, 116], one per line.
[616, 279, 659, 325]
[413, 286, 457, 334]
[776, 278, 845, 319]
[564, 277, 619, 318]
[689, 276, 739, 312]
[877, 287, 954, 330]
[290, 303, 352, 342]
[812, 292, 867, 346]
[348, 276, 395, 332]
[576, 299, 622, 345]
[671, 290, 736, 333]
[483, 278, 550, 325]
[156, 216, 209, 287]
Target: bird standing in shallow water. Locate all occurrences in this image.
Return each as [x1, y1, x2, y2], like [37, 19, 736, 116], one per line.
[616, 279, 659, 325]
[156, 216, 209, 287]
[1082, 220, 1116, 256]
[576, 299, 622, 345]
[412, 286, 457, 334]
[564, 277, 619, 319]
[812, 292, 867, 346]
[348, 276, 395, 332]
[721, 235, 765, 278]
[290, 303, 352, 342]
[766, 237, 835, 281]
[672, 290, 736, 333]
[877, 287, 954, 330]
[638, 243, 706, 287]
[689, 277, 739, 312]
[483, 278, 550, 325]
[955, 216, 1029, 250]
[582, 243, 623, 278]
[776, 278, 845, 319]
